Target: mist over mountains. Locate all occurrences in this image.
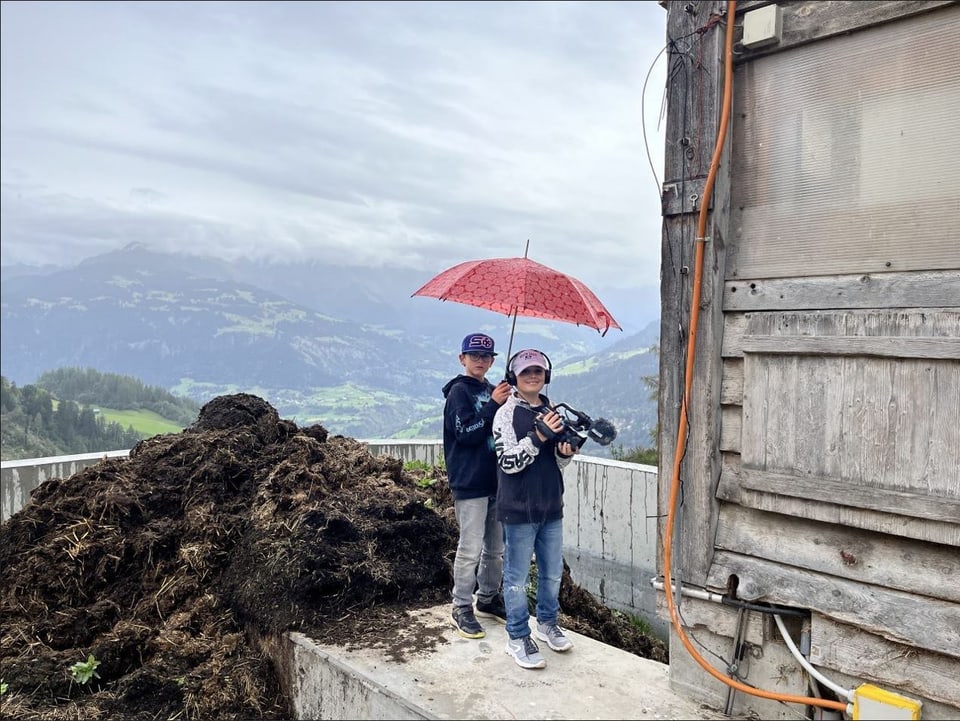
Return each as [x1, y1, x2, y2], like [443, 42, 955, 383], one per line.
[1, 244, 660, 455]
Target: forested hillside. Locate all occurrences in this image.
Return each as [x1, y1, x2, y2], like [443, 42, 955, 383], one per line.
[36, 368, 199, 426]
[1, 370, 199, 461]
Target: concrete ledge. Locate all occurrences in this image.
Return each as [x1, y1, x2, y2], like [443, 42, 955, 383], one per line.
[286, 633, 436, 720]
[1, 450, 130, 522]
[276, 605, 722, 720]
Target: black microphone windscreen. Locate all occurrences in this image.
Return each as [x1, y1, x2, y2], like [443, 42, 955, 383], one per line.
[589, 418, 617, 446]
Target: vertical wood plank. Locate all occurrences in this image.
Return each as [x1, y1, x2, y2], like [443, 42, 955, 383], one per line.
[658, 0, 730, 586]
[795, 356, 825, 478]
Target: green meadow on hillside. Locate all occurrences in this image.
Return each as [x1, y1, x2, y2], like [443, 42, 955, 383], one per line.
[94, 407, 186, 439]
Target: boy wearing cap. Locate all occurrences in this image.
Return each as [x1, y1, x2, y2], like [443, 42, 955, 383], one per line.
[442, 332, 512, 639]
[492, 348, 578, 669]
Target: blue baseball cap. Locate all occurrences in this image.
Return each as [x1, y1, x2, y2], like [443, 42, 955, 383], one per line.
[461, 333, 497, 356]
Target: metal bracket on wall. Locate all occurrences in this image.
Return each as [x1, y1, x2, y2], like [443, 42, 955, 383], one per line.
[661, 177, 710, 216]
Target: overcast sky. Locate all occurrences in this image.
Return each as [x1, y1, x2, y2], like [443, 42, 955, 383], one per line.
[1, 1, 668, 292]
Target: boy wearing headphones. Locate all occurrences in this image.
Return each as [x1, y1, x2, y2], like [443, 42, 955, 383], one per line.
[442, 332, 512, 639]
[492, 348, 579, 670]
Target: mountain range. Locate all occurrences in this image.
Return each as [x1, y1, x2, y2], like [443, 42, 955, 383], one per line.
[0, 244, 660, 455]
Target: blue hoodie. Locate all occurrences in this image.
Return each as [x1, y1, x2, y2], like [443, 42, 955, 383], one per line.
[441, 374, 502, 501]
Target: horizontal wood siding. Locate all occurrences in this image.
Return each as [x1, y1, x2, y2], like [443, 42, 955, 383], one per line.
[720, 358, 743, 404]
[715, 504, 960, 603]
[717, 479, 960, 546]
[707, 551, 960, 660]
[809, 615, 960, 708]
[742, 335, 960, 359]
[724, 270, 960, 312]
[739, 468, 960, 523]
[724, 308, 960, 360]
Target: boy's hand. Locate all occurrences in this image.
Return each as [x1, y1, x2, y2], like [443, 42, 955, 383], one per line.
[557, 441, 579, 457]
[491, 380, 511, 405]
[534, 409, 564, 442]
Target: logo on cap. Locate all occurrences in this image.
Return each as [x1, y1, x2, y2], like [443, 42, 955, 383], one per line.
[511, 349, 548, 373]
[461, 333, 497, 355]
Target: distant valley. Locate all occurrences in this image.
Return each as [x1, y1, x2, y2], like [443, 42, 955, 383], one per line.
[0, 245, 660, 456]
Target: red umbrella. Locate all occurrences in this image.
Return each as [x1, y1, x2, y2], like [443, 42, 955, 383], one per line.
[412, 245, 621, 361]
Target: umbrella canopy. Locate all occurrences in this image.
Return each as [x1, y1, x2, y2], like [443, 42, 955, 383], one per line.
[412, 254, 621, 361]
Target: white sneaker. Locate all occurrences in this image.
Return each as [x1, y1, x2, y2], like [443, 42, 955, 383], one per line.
[535, 622, 573, 652]
[505, 635, 546, 669]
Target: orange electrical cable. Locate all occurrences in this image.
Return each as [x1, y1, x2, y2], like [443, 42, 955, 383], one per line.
[661, 0, 847, 713]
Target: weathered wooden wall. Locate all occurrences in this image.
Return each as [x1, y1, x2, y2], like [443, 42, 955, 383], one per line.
[658, 0, 960, 717]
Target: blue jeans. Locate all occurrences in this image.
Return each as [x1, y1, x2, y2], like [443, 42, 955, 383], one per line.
[452, 496, 504, 608]
[502, 518, 563, 640]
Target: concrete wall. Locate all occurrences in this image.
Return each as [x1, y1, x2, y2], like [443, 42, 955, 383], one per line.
[284, 633, 429, 720]
[563, 456, 665, 638]
[1, 442, 663, 636]
[1, 450, 130, 523]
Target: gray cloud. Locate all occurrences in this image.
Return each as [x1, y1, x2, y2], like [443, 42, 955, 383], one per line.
[0, 1, 667, 291]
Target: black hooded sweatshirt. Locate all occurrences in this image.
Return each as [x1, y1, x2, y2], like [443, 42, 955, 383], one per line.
[441, 374, 502, 501]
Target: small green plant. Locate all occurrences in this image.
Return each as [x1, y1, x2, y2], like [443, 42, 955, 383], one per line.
[1, 678, 7, 694]
[69, 654, 101, 685]
[619, 609, 654, 635]
[404, 459, 441, 487]
[526, 560, 540, 611]
[403, 458, 445, 472]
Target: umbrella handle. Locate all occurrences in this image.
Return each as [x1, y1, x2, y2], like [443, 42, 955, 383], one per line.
[502, 308, 519, 381]
[503, 237, 527, 377]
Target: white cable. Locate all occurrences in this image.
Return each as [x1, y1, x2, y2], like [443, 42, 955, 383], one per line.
[653, 578, 855, 714]
[774, 614, 855, 703]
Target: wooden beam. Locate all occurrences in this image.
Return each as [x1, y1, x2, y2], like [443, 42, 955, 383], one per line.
[707, 551, 960, 659]
[716, 475, 960, 546]
[715, 504, 960, 603]
[658, 0, 730, 587]
[724, 271, 960, 313]
[741, 335, 960, 360]
[739, 467, 960, 524]
[722, 307, 960, 358]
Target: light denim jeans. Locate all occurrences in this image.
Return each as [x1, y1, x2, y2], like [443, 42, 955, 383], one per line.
[452, 496, 504, 609]
[502, 518, 563, 640]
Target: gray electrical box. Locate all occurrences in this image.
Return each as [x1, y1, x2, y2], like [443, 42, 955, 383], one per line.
[742, 4, 783, 48]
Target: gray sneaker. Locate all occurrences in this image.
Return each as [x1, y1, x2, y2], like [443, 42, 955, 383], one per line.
[505, 635, 546, 669]
[535, 622, 573, 652]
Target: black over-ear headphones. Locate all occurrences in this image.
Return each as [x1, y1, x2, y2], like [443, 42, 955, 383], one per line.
[505, 349, 552, 386]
